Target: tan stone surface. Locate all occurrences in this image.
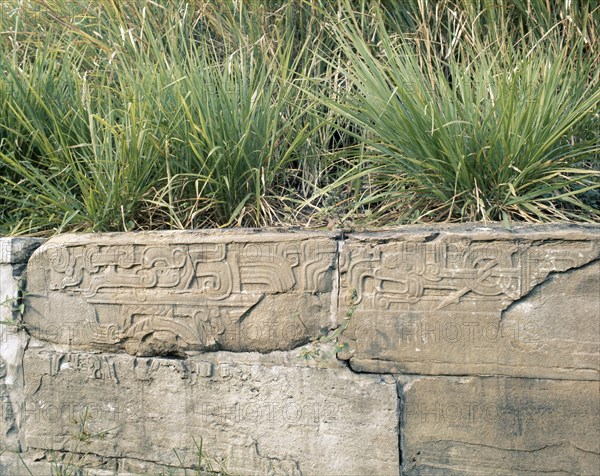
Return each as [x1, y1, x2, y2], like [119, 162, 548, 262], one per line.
[338, 225, 600, 380]
[22, 342, 399, 476]
[11, 225, 600, 474]
[400, 376, 600, 475]
[1, 449, 237, 476]
[0, 450, 123, 476]
[25, 231, 340, 355]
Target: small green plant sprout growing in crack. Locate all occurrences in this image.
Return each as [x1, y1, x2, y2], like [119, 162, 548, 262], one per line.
[14, 406, 120, 476]
[299, 288, 358, 365]
[165, 436, 233, 476]
[0, 276, 28, 331]
[48, 406, 121, 476]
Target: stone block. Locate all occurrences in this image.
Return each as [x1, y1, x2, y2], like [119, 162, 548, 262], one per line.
[400, 376, 600, 475]
[0, 357, 18, 450]
[0, 238, 45, 265]
[1, 237, 44, 451]
[338, 224, 600, 380]
[22, 343, 399, 476]
[24, 231, 340, 356]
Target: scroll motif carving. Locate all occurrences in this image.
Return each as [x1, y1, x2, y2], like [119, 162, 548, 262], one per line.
[343, 239, 599, 310]
[29, 235, 337, 355]
[338, 233, 600, 380]
[44, 240, 336, 297]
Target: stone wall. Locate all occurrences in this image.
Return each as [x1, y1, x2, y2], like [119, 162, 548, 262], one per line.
[0, 225, 598, 475]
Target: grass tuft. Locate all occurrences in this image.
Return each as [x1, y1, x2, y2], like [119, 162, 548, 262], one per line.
[1, 0, 598, 235]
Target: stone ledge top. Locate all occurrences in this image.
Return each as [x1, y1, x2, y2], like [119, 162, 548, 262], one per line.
[7, 224, 600, 264]
[26, 223, 600, 248]
[344, 223, 600, 241]
[0, 237, 45, 264]
[33, 229, 343, 248]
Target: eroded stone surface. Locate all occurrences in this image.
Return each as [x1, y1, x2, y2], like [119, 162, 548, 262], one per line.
[338, 225, 600, 380]
[0, 449, 121, 476]
[0, 237, 44, 452]
[400, 376, 600, 475]
[0, 237, 44, 265]
[8, 225, 600, 475]
[22, 342, 399, 476]
[25, 231, 339, 356]
[0, 357, 18, 450]
[0, 449, 208, 476]
[2, 448, 255, 476]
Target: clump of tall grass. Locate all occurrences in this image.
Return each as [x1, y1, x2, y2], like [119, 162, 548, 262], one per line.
[0, 0, 598, 235]
[0, 0, 329, 233]
[312, 0, 599, 223]
[0, 43, 165, 233]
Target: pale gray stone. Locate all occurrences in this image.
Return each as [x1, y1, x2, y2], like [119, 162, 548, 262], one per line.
[22, 342, 399, 476]
[0, 238, 44, 265]
[400, 376, 600, 475]
[0, 357, 18, 450]
[1, 238, 42, 453]
[338, 224, 600, 380]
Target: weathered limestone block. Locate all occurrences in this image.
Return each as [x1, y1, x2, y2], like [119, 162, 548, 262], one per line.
[25, 231, 340, 356]
[0, 449, 204, 476]
[22, 342, 399, 475]
[400, 376, 600, 475]
[338, 224, 600, 380]
[0, 237, 44, 452]
[0, 357, 17, 450]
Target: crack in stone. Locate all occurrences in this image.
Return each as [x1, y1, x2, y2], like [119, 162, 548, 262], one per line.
[499, 257, 600, 321]
[5, 229, 600, 475]
[234, 294, 265, 326]
[395, 379, 404, 476]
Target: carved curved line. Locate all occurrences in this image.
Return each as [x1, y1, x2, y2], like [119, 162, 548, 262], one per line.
[81, 267, 158, 297]
[346, 251, 381, 303]
[48, 246, 72, 273]
[60, 254, 84, 288]
[241, 263, 295, 292]
[196, 276, 233, 300]
[113, 246, 136, 268]
[125, 317, 200, 346]
[141, 247, 188, 269]
[300, 259, 332, 292]
[83, 245, 101, 273]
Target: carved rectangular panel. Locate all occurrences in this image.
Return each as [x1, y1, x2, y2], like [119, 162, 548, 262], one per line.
[400, 376, 600, 475]
[22, 345, 399, 475]
[338, 226, 600, 380]
[25, 231, 339, 355]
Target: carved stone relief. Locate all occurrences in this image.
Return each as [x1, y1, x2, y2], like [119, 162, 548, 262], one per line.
[338, 228, 600, 379]
[23, 346, 399, 475]
[25, 232, 339, 355]
[5, 226, 599, 475]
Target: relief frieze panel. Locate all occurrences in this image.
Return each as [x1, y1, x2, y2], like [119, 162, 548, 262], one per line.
[342, 238, 598, 311]
[25, 232, 339, 356]
[338, 229, 600, 380]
